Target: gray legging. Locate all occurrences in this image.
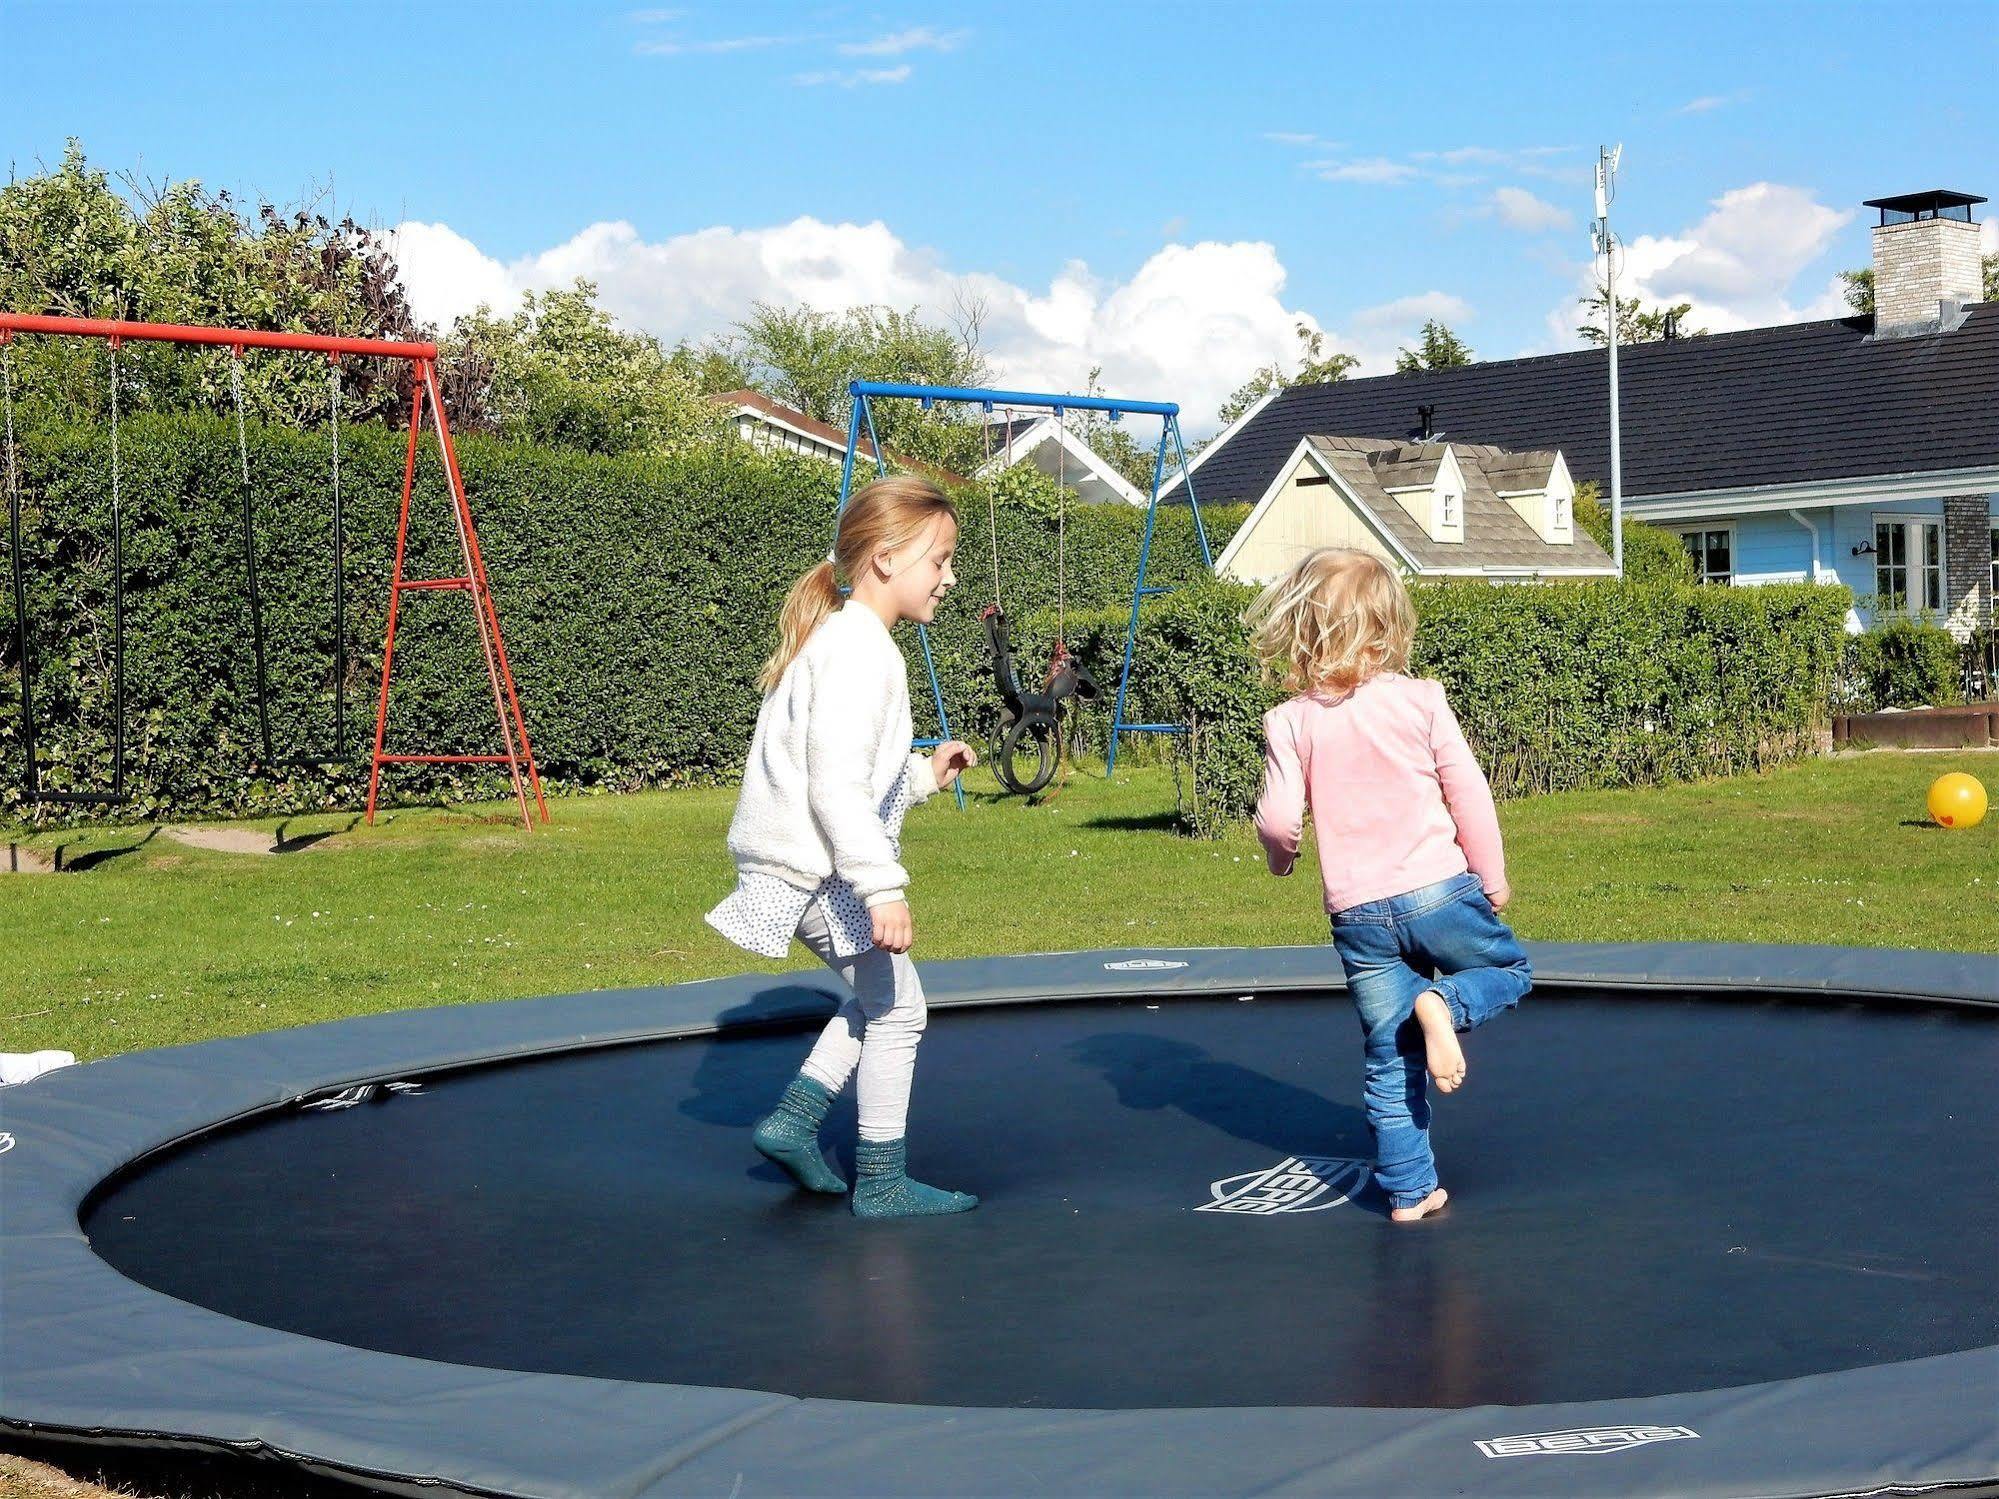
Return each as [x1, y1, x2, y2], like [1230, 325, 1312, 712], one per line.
[795, 904, 928, 1141]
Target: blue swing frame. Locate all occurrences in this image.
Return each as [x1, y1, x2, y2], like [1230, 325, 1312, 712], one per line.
[836, 381, 1214, 804]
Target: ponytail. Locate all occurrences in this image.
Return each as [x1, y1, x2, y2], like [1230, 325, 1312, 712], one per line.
[756, 476, 959, 695]
[759, 559, 843, 693]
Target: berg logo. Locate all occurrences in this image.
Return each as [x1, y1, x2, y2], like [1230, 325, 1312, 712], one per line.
[1196, 1156, 1368, 1214]
[1103, 958, 1188, 972]
[1475, 1425, 1699, 1458]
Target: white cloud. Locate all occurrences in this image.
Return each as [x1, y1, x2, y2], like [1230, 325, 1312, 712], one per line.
[1678, 95, 1730, 114]
[389, 216, 1345, 433]
[634, 32, 809, 55]
[1352, 292, 1473, 328]
[1540, 182, 1856, 347]
[1263, 131, 1332, 148]
[1487, 187, 1574, 234]
[795, 65, 910, 87]
[1293, 144, 1583, 190]
[388, 221, 522, 329]
[837, 26, 963, 56]
[1308, 157, 1420, 185]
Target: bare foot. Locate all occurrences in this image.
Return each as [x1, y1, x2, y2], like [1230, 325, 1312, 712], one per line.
[1391, 1187, 1450, 1222]
[1411, 990, 1466, 1092]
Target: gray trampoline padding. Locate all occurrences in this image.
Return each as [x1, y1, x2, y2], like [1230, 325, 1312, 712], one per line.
[3, 941, 1996, 1499]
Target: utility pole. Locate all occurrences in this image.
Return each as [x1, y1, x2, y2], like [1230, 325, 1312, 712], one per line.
[1593, 143, 1624, 576]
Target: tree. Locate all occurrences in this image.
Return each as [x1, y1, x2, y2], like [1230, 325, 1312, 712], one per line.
[1217, 322, 1358, 426]
[1576, 284, 1704, 346]
[0, 140, 421, 426]
[1839, 255, 1998, 317]
[666, 337, 756, 396]
[440, 281, 725, 455]
[733, 300, 992, 475]
[1395, 320, 1474, 373]
[1839, 268, 1874, 316]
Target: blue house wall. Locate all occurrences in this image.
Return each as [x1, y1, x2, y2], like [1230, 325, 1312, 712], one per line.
[1660, 496, 1996, 629]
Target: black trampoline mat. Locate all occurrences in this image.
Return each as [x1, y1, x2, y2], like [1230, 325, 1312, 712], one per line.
[83, 988, 1999, 1411]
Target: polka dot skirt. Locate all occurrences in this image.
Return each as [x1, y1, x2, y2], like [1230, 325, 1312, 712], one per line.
[707, 766, 915, 960]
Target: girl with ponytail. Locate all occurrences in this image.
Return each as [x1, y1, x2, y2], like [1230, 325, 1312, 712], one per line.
[708, 476, 981, 1218]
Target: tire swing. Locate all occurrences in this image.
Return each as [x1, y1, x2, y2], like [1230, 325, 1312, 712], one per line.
[977, 413, 1097, 796]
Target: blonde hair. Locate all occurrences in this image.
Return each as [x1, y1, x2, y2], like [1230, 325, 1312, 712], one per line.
[1244, 548, 1415, 694]
[758, 475, 958, 693]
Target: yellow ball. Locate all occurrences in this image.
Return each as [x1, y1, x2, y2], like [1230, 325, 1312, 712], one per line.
[1926, 772, 1989, 830]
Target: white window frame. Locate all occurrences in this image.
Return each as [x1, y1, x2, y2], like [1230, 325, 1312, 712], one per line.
[1677, 523, 1736, 585]
[1872, 512, 1946, 616]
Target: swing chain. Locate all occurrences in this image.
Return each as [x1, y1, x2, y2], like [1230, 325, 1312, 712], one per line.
[981, 407, 1002, 610]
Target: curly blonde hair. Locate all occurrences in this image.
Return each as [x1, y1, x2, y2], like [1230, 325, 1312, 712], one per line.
[1244, 548, 1414, 694]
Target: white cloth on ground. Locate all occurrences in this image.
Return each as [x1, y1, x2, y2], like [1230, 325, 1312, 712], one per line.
[0, 1050, 77, 1087]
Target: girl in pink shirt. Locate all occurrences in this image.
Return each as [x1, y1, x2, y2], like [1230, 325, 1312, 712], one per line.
[1249, 549, 1532, 1223]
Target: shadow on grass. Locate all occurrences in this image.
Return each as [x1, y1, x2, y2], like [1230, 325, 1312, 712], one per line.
[273, 814, 363, 854]
[1080, 810, 1185, 833]
[56, 825, 161, 873]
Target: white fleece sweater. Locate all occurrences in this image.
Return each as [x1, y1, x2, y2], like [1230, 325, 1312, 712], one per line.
[726, 603, 939, 907]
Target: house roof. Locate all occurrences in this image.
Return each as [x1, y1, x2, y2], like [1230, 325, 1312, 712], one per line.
[1303, 437, 1614, 574]
[1171, 306, 1999, 507]
[712, 390, 963, 484]
[972, 415, 1147, 505]
[981, 415, 1043, 457]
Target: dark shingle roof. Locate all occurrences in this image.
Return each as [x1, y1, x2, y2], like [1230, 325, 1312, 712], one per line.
[1175, 307, 1999, 505]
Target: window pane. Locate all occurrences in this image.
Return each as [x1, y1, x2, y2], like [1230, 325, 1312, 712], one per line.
[1707, 531, 1731, 576]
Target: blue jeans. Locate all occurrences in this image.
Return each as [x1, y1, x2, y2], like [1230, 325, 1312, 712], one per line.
[1330, 873, 1532, 1208]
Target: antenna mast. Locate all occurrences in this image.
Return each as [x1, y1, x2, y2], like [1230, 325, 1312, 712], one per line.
[1593, 143, 1625, 576]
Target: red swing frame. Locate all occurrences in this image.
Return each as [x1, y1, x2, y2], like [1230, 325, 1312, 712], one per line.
[0, 313, 548, 830]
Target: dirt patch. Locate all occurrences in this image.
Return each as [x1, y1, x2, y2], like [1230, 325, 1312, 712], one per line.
[161, 827, 276, 857]
[0, 1451, 116, 1498]
[5, 843, 56, 875]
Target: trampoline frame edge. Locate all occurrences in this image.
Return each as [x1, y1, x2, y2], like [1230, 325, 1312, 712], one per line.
[3, 940, 1996, 1499]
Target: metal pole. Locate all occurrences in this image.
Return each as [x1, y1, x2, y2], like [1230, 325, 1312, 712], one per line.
[1595, 144, 1625, 577]
[0, 312, 437, 361]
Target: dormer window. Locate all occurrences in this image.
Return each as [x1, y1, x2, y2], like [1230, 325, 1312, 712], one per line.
[1440, 488, 1460, 528]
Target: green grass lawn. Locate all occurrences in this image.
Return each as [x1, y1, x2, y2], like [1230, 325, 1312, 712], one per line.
[3, 749, 1994, 1062]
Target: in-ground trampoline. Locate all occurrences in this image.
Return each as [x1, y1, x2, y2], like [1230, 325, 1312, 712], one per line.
[3, 944, 1996, 1499]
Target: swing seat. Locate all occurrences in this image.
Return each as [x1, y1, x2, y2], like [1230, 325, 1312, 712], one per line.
[981, 606, 1094, 796]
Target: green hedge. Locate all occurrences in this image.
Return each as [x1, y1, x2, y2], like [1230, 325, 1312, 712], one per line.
[1837, 618, 1965, 711]
[0, 414, 1229, 819]
[0, 411, 1851, 830]
[1053, 577, 1851, 836]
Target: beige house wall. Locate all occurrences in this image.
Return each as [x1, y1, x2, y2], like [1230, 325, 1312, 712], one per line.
[1218, 456, 1402, 584]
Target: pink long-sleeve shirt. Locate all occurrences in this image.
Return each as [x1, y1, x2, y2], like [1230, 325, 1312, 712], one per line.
[1254, 673, 1507, 915]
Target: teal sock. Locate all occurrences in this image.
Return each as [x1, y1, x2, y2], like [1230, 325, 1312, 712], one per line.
[751, 1076, 846, 1194]
[851, 1137, 978, 1219]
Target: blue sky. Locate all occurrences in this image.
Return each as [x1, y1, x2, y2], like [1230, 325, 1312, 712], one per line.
[6, 1, 1996, 430]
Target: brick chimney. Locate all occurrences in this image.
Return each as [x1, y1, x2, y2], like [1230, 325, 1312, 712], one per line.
[1865, 189, 1985, 336]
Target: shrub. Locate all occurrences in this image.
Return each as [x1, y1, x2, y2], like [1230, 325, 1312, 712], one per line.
[1837, 617, 1965, 712]
[0, 412, 1227, 820]
[1572, 481, 1695, 585]
[1061, 575, 1850, 836]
